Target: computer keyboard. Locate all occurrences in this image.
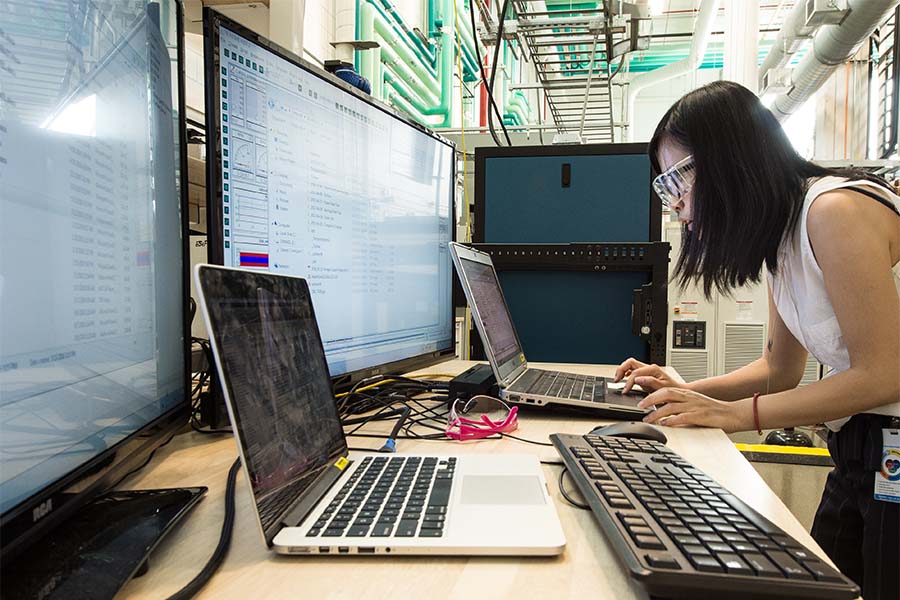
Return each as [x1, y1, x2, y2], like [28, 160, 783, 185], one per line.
[551, 433, 860, 599]
[509, 369, 609, 402]
[305, 456, 454, 538]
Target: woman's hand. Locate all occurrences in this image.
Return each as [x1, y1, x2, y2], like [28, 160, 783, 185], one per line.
[637, 388, 753, 434]
[613, 358, 690, 394]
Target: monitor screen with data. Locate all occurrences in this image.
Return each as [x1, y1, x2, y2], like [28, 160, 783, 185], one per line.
[205, 14, 455, 379]
[0, 0, 187, 553]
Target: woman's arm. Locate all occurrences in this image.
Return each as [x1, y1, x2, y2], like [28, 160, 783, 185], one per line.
[688, 285, 809, 401]
[639, 189, 900, 431]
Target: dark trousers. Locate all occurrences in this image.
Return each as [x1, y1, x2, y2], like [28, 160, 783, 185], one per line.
[811, 414, 900, 600]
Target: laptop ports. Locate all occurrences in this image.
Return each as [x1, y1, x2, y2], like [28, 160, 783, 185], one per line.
[338, 546, 350, 554]
[318, 547, 330, 553]
[357, 547, 375, 554]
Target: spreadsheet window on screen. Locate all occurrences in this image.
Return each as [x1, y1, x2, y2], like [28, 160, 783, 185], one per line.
[216, 26, 454, 377]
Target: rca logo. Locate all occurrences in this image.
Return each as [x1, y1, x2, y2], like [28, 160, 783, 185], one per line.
[33, 499, 53, 522]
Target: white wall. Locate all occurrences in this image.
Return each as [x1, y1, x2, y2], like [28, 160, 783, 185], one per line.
[615, 68, 722, 142]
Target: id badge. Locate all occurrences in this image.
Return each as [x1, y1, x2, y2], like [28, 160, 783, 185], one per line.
[874, 427, 900, 503]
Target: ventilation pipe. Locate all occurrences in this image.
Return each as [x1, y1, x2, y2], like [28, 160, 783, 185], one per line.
[757, 0, 814, 92]
[771, 0, 900, 121]
[625, 0, 721, 141]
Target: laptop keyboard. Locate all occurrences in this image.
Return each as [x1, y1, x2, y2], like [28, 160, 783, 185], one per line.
[508, 369, 608, 402]
[306, 456, 456, 538]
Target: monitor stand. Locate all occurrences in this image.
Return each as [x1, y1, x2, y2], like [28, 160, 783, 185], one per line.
[1, 487, 206, 600]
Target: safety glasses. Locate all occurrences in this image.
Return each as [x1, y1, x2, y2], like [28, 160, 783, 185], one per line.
[445, 395, 518, 441]
[652, 154, 695, 209]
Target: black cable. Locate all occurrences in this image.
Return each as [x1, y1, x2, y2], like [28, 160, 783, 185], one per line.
[468, 0, 509, 146]
[166, 458, 241, 600]
[558, 467, 589, 510]
[378, 406, 411, 452]
[113, 433, 176, 488]
[487, 0, 514, 147]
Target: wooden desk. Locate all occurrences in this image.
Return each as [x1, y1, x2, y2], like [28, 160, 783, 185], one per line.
[118, 361, 834, 599]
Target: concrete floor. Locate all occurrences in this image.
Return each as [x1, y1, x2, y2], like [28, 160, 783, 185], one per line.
[730, 428, 832, 532]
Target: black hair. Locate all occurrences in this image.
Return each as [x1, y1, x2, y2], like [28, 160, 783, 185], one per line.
[650, 80, 893, 298]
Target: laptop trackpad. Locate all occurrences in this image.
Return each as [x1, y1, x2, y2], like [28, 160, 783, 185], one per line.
[460, 475, 545, 505]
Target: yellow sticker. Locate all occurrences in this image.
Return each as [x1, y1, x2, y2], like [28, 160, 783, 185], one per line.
[519, 353, 525, 362]
[334, 457, 349, 471]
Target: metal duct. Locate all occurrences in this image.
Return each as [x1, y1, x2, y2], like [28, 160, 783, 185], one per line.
[771, 0, 900, 121]
[757, 0, 814, 91]
[625, 0, 722, 141]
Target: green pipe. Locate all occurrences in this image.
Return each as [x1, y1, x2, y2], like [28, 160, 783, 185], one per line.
[434, 0, 454, 126]
[377, 0, 437, 64]
[508, 91, 529, 119]
[387, 89, 429, 125]
[371, 47, 383, 99]
[360, 3, 440, 101]
[365, 0, 438, 78]
[380, 40, 440, 104]
[383, 68, 444, 118]
[506, 103, 527, 125]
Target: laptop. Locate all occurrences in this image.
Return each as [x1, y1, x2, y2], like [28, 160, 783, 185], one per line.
[194, 264, 566, 556]
[449, 242, 649, 418]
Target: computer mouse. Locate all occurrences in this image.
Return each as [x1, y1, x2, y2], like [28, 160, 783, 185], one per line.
[588, 421, 667, 444]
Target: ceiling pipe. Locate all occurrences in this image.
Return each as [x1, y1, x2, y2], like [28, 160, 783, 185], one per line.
[756, 0, 813, 91]
[625, 0, 722, 141]
[771, 0, 900, 121]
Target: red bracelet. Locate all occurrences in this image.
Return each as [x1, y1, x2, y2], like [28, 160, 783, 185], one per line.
[752, 392, 762, 435]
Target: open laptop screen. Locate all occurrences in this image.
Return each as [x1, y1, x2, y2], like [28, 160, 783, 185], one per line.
[198, 268, 347, 505]
[456, 257, 524, 371]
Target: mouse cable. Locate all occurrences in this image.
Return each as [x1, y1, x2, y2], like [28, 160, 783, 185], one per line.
[166, 458, 241, 600]
[558, 467, 589, 510]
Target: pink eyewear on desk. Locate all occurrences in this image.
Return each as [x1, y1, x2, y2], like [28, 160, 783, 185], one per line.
[445, 395, 519, 441]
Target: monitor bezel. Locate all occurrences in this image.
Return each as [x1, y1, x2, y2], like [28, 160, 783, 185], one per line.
[473, 143, 662, 244]
[0, 0, 191, 565]
[203, 9, 458, 389]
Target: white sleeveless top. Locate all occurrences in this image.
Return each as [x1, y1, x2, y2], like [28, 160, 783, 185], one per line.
[765, 176, 900, 431]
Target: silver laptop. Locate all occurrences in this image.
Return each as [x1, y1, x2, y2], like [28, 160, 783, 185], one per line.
[449, 242, 649, 418]
[195, 264, 566, 556]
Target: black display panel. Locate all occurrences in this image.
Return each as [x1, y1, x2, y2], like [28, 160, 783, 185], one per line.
[204, 10, 456, 387]
[0, 0, 190, 563]
[197, 266, 347, 541]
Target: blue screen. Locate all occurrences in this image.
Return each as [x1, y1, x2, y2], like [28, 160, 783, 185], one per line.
[0, 1, 185, 515]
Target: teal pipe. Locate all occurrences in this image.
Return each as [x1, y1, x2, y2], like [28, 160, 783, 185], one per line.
[387, 90, 429, 125]
[433, 0, 454, 126]
[365, 0, 438, 78]
[383, 68, 444, 116]
[359, 3, 440, 101]
[380, 39, 440, 104]
[377, 0, 437, 64]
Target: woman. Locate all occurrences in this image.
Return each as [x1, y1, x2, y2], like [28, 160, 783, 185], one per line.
[613, 81, 900, 600]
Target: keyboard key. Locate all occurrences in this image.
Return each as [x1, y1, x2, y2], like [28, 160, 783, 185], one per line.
[395, 520, 418, 536]
[645, 554, 681, 570]
[635, 535, 665, 550]
[802, 561, 846, 583]
[718, 553, 753, 575]
[347, 525, 370, 537]
[689, 555, 723, 573]
[766, 550, 814, 580]
[744, 552, 782, 578]
[370, 523, 394, 537]
[419, 528, 443, 537]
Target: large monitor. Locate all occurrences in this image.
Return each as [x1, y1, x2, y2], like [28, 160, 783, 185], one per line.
[204, 11, 456, 385]
[0, 0, 190, 568]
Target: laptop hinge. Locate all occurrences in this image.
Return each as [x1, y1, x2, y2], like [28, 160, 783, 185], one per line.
[281, 457, 351, 528]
